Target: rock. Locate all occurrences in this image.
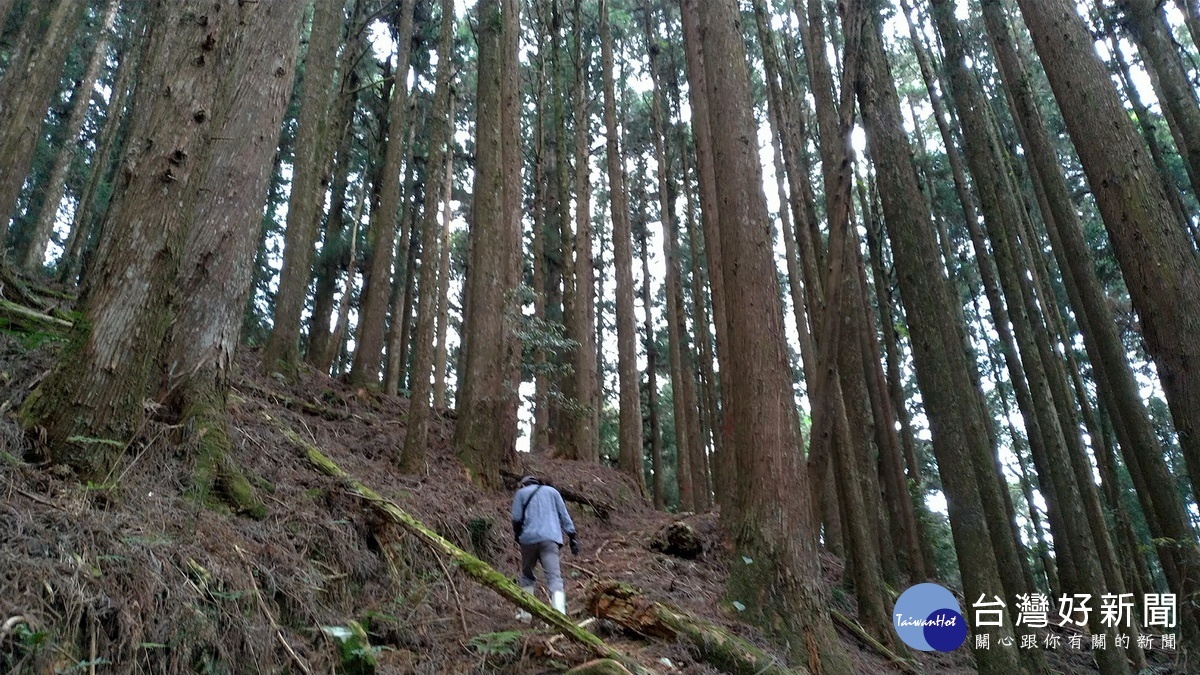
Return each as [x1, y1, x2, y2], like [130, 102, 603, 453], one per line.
[649, 521, 702, 559]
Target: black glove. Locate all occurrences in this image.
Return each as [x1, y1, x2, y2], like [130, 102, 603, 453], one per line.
[512, 520, 522, 543]
[569, 533, 580, 555]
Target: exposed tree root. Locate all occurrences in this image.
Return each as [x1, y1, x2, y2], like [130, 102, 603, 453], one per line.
[186, 391, 267, 519]
[586, 580, 805, 675]
[265, 411, 659, 675]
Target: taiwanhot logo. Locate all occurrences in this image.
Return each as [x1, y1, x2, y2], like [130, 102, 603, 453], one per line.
[893, 583, 968, 652]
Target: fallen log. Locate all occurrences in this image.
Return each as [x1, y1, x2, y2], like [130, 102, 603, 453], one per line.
[587, 580, 804, 675]
[265, 412, 657, 675]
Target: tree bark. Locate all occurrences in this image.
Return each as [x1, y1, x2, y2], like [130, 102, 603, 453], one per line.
[693, 2, 852, 669]
[401, 0, 455, 473]
[600, 0, 645, 495]
[453, 0, 521, 489]
[22, 0, 302, 506]
[678, 0, 732, 507]
[855, 6, 1023, 672]
[262, 0, 345, 374]
[22, 0, 119, 273]
[348, 0, 415, 386]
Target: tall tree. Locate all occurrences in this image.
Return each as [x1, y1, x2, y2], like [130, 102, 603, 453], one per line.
[22, 0, 120, 272]
[262, 0, 346, 373]
[401, 0, 456, 473]
[453, 0, 521, 488]
[0, 0, 85, 243]
[692, 1, 852, 669]
[855, 5, 1023, 672]
[1120, 0, 1200, 202]
[599, 0, 645, 494]
[22, 0, 303, 510]
[1015, 0, 1200, 601]
[348, 0, 416, 385]
[982, 0, 1200, 643]
[571, 0, 600, 462]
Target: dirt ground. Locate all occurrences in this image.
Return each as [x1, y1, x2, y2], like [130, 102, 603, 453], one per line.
[0, 336, 1190, 674]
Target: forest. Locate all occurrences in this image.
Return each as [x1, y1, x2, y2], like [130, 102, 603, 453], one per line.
[0, 0, 1198, 673]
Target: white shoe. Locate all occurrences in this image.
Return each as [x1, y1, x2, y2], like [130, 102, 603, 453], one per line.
[552, 590, 567, 615]
[516, 584, 536, 622]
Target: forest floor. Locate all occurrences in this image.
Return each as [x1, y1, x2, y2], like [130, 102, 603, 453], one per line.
[0, 333, 1186, 674]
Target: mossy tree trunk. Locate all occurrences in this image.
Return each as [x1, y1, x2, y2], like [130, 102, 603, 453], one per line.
[21, 0, 303, 512]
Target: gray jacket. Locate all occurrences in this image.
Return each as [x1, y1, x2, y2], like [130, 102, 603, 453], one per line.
[511, 484, 576, 546]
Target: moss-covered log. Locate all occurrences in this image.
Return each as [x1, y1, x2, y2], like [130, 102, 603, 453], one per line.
[265, 412, 657, 675]
[587, 580, 804, 675]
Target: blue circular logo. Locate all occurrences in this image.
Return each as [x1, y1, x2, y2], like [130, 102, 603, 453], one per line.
[893, 583, 967, 652]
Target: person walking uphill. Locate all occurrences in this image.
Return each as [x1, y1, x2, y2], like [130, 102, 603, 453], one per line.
[511, 475, 578, 619]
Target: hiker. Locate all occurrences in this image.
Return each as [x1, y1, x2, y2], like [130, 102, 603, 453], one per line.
[511, 475, 578, 619]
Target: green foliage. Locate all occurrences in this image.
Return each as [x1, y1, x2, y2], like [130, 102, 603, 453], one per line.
[466, 629, 523, 657]
[1, 621, 49, 671]
[322, 621, 385, 675]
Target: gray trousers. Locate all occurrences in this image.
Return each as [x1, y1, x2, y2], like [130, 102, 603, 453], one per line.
[519, 541, 563, 592]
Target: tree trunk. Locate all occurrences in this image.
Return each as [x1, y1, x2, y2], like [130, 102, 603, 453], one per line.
[432, 125, 455, 409]
[571, 0, 599, 462]
[22, 0, 118, 273]
[600, 0, 645, 495]
[692, 2, 852, 669]
[639, 213, 664, 510]
[60, 21, 140, 285]
[453, 0, 521, 489]
[324, 180, 368, 376]
[400, 0, 455, 473]
[679, 0, 732, 507]
[979, 1, 1200, 627]
[307, 39, 367, 369]
[1016, 1, 1200, 581]
[0, 0, 85, 242]
[22, 0, 302, 510]
[644, 5, 698, 511]
[1121, 0, 1200, 204]
[855, 7, 1023, 672]
[262, 0, 345, 374]
[531, 64, 551, 450]
[347, 0, 415, 386]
